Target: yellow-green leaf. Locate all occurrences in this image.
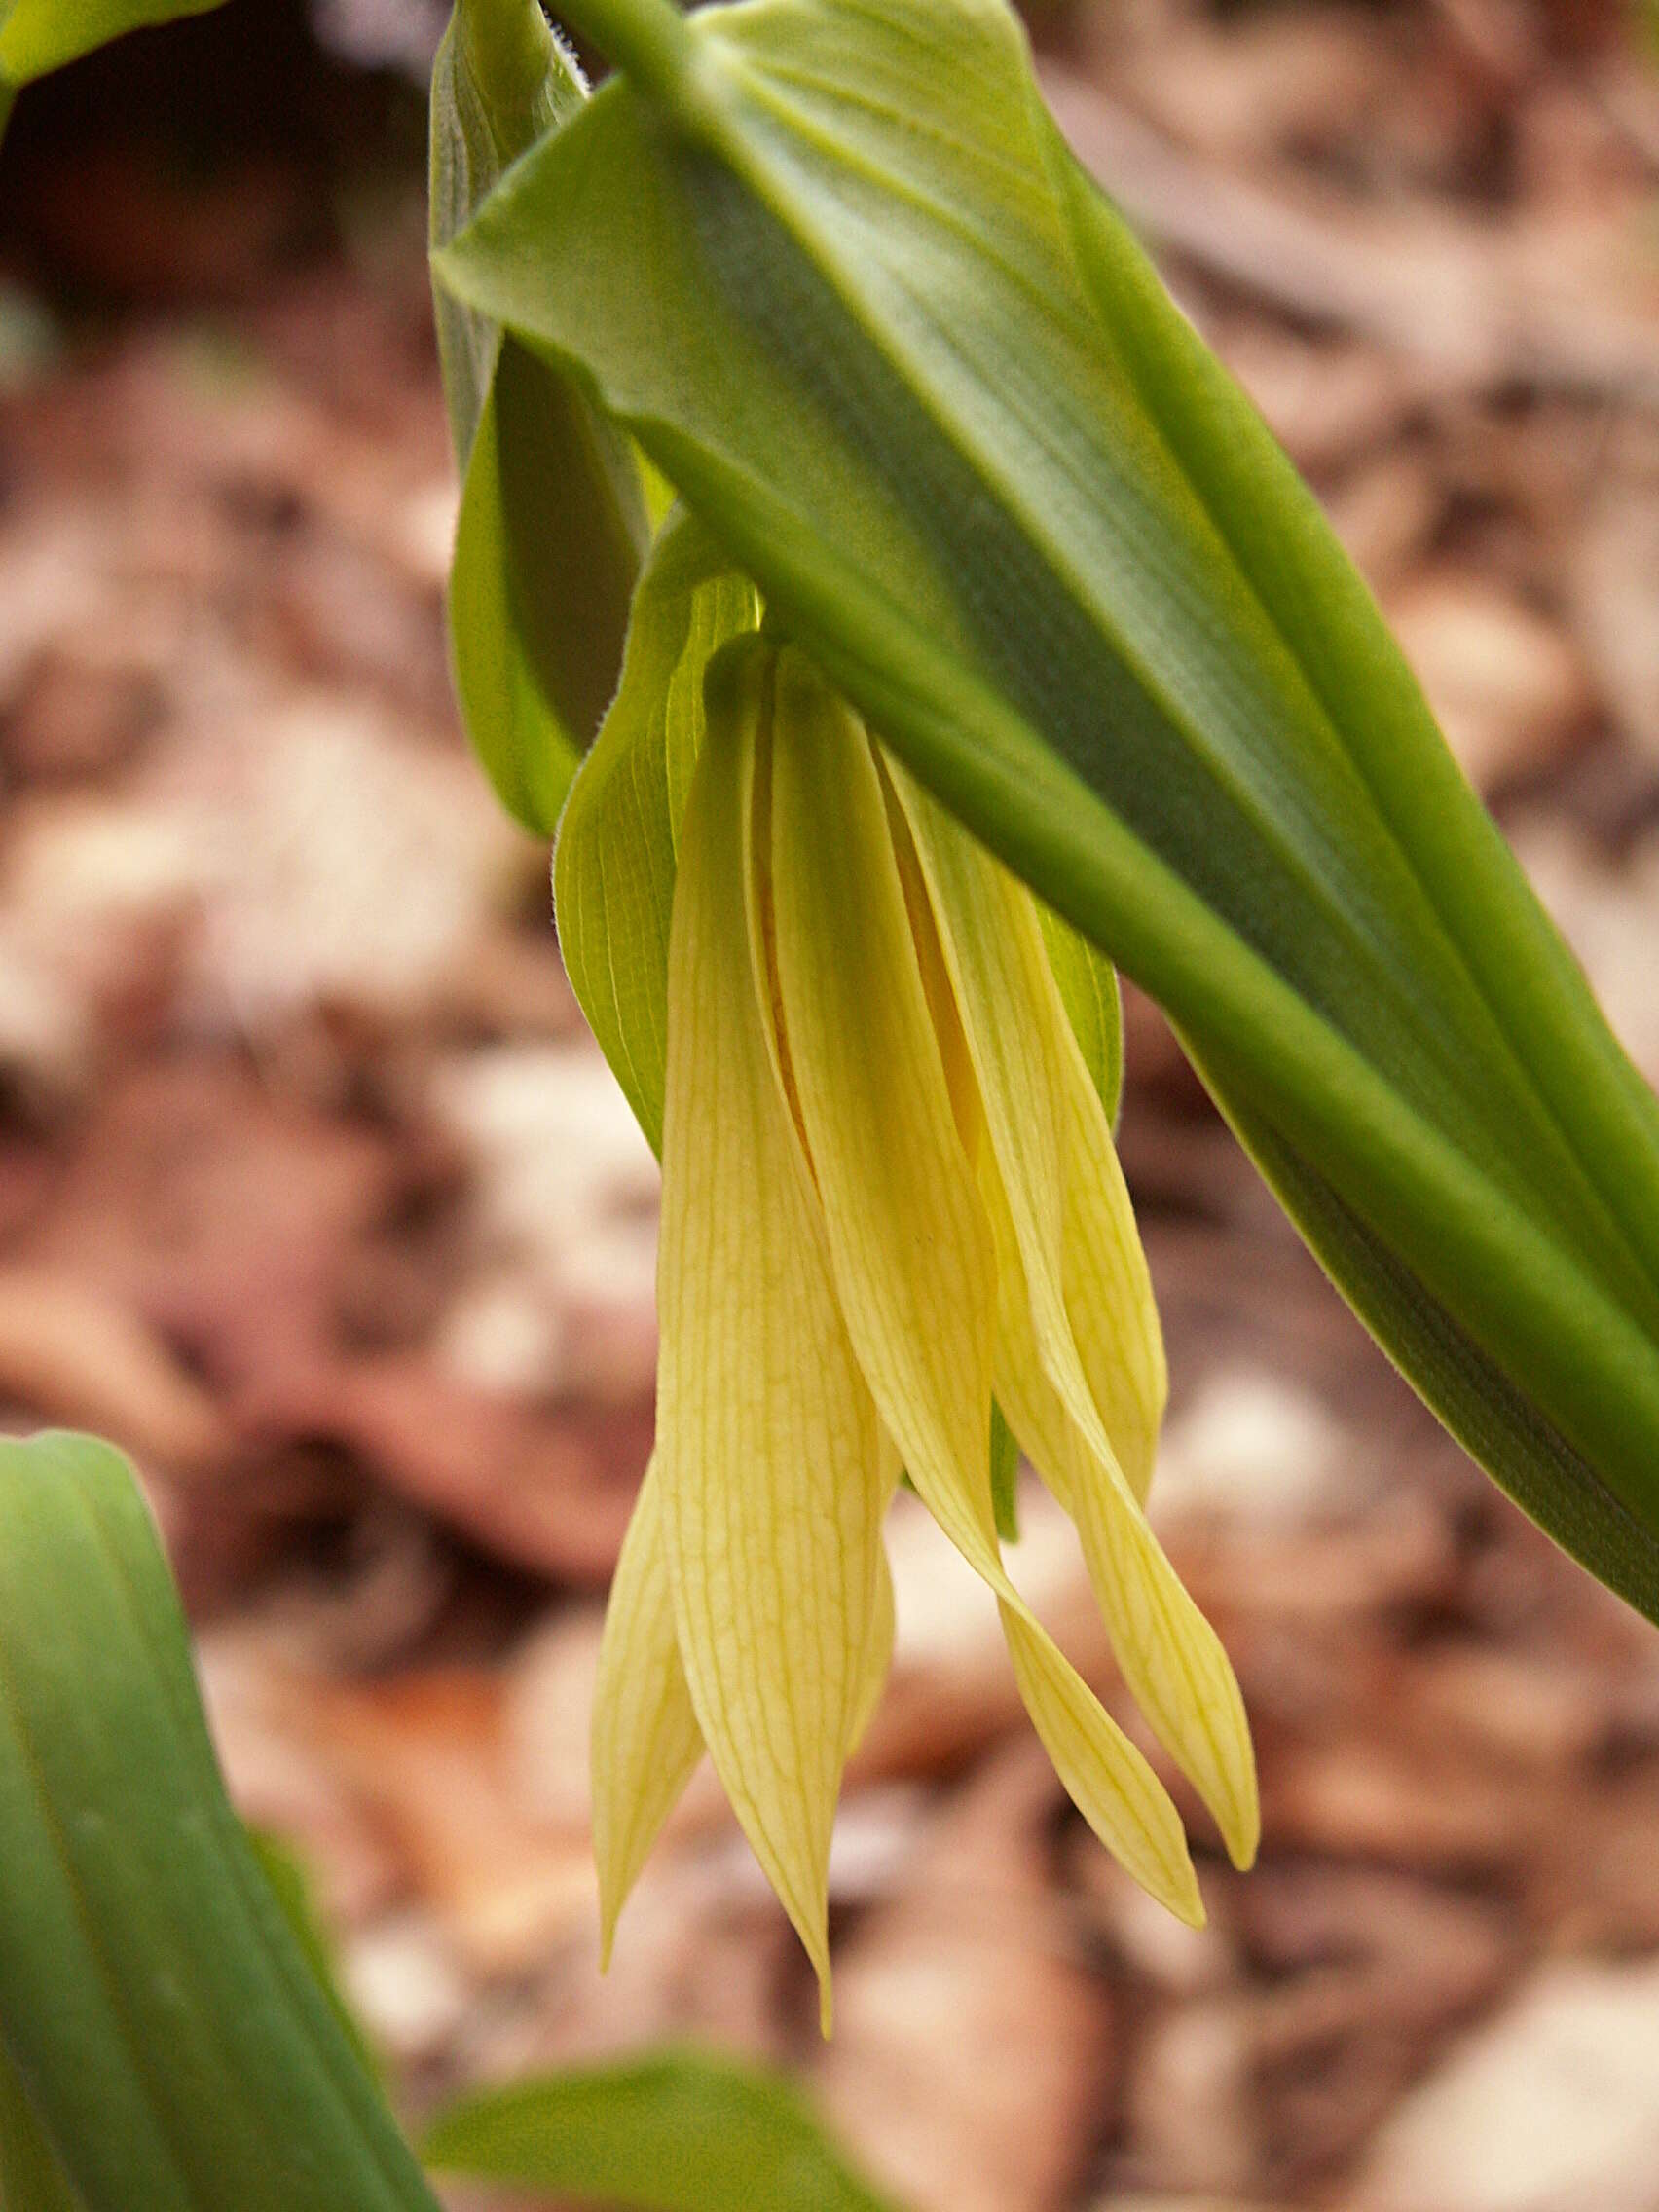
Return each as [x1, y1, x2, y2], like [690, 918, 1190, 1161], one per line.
[0, 0, 222, 87]
[1038, 908, 1123, 1124]
[554, 508, 759, 1155]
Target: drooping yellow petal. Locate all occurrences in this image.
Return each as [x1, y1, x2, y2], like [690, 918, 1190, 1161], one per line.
[895, 776, 1257, 1867]
[894, 771, 1163, 1493]
[847, 1541, 896, 1759]
[592, 1467, 894, 1972]
[1057, 1051, 1167, 1500]
[768, 651, 1199, 1924]
[983, 1162, 1259, 1867]
[655, 642, 889, 2026]
[590, 1453, 704, 1965]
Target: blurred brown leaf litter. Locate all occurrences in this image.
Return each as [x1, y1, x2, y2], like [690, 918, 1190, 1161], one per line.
[4, 1, 1659, 2206]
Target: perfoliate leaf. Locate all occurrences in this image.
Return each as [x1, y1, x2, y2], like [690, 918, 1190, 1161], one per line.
[430, 0, 648, 832]
[424, 2047, 901, 2212]
[0, 1432, 442, 2212]
[439, 0, 1659, 1621]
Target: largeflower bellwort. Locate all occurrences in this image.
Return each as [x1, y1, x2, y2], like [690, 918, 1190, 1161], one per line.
[577, 619, 1257, 2029]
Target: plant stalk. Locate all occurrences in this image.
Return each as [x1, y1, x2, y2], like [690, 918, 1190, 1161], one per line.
[548, 0, 703, 111]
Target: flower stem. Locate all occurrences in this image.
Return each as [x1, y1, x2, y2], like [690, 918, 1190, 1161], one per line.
[551, 0, 702, 110]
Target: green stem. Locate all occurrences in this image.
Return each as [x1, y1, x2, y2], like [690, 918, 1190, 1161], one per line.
[551, 0, 701, 108]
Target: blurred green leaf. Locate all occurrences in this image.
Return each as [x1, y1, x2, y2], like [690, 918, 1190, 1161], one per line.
[430, 0, 649, 833]
[0, 1431, 443, 2212]
[0, 0, 224, 86]
[247, 1830, 382, 2084]
[424, 2047, 901, 2212]
[438, 0, 1659, 1622]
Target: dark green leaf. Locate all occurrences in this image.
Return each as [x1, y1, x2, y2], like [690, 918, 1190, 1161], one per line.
[0, 2042, 80, 2212]
[0, 1431, 442, 2212]
[438, 0, 1659, 1619]
[424, 2047, 901, 2212]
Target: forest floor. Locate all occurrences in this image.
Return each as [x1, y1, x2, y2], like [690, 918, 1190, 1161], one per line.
[3, 2, 1659, 2206]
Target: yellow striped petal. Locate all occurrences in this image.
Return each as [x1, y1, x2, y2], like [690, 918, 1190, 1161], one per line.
[894, 772, 1163, 1493]
[592, 1459, 894, 1969]
[768, 652, 1199, 1924]
[655, 643, 889, 2027]
[895, 778, 1257, 1867]
[983, 1162, 1259, 1868]
[847, 1542, 896, 1758]
[590, 1453, 703, 1965]
[1058, 1050, 1167, 1500]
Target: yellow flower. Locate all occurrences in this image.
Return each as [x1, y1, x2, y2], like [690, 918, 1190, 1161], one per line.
[587, 633, 1257, 2030]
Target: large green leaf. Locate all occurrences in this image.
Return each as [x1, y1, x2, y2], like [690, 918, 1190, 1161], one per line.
[247, 1830, 383, 2084]
[436, 0, 1659, 1619]
[0, 1432, 443, 2212]
[0, 2043, 80, 2211]
[424, 2047, 901, 2212]
[430, 0, 649, 833]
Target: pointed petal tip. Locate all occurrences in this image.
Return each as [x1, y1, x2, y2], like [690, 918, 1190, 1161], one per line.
[1223, 1808, 1262, 1874]
[1116, 1824, 1204, 1927]
[1124, 1829, 1205, 1930]
[597, 1860, 631, 1972]
[1139, 1827, 1205, 1929]
[1170, 1872, 1207, 1931]
[1212, 1725, 1256, 1866]
[781, 1896, 835, 2037]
